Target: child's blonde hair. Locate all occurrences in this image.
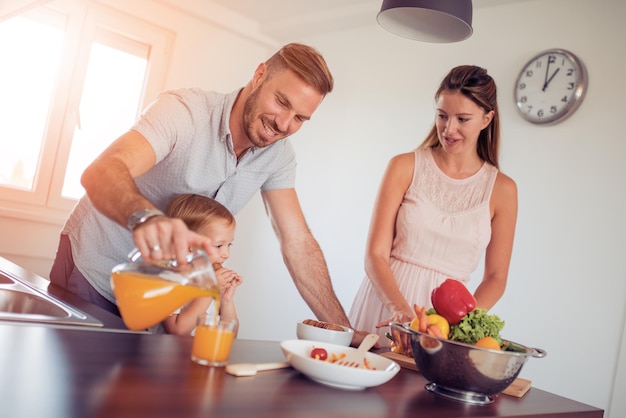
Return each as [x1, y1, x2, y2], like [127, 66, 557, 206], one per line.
[165, 194, 235, 232]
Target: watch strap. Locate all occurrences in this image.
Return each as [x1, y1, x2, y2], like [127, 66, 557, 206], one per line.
[127, 209, 165, 231]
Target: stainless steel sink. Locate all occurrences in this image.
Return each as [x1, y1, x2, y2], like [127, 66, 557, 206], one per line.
[0, 289, 69, 316]
[0, 274, 13, 285]
[0, 270, 103, 327]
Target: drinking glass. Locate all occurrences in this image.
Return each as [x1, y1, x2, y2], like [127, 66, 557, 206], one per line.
[191, 315, 237, 366]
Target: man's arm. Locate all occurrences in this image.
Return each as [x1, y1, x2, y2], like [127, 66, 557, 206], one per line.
[81, 130, 213, 262]
[261, 188, 368, 345]
[81, 130, 157, 226]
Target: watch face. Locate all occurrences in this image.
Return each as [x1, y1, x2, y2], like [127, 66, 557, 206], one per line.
[514, 49, 587, 124]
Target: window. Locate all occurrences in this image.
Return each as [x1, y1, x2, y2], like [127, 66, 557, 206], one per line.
[61, 31, 148, 199]
[0, 11, 64, 194]
[0, 0, 173, 222]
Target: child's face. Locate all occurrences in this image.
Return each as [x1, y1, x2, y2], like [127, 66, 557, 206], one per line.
[197, 219, 236, 264]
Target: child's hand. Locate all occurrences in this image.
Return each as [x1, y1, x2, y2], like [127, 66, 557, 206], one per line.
[221, 273, 242, 303]
[214, 267, 241, 290]
[229, 273, 242, 288]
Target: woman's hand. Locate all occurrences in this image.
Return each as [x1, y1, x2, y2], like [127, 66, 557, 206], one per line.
[375, 307, 415, 330]
[376, 308, 415, 356]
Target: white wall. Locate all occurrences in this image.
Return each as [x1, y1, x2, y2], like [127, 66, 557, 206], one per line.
[1, 0, 624, 415]
[232, 0, 626, 414]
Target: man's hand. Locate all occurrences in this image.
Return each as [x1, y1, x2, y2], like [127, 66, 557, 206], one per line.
[132, 216, 216, 264]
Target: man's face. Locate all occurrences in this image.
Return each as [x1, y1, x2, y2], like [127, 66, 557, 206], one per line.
[242, 67, 324, 148]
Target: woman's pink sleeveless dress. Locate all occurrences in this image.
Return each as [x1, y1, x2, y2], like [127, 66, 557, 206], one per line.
[349, 147, 498, 346]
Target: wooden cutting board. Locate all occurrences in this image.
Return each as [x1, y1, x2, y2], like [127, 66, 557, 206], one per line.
[381, 351, 419, 371]
[503, 377, 532, 397]
[380, 352, 532, 398]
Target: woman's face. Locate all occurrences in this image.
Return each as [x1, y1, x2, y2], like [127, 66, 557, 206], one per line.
[435, 90, 493, 156]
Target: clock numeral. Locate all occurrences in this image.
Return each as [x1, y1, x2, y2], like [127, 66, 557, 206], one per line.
[567, 82, 575, 90]
[520, 96, 527, 103]
[561, 95, 568, 103]
[547, 55, 557, 64]
[566, 68, 574, 76]
[537, 109, 544, 118]
[550, 106, 557, 114]
[518, 82, 526, 90]
[525, 70, 534, 78]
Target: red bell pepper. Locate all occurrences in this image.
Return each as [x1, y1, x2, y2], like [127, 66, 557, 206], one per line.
[431, 279, 476, 325]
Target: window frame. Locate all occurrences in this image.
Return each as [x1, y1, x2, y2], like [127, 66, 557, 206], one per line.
[0, 0, 174, 224]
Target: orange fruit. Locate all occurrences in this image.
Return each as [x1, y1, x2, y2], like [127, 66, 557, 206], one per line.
[475, 336, 501, 350]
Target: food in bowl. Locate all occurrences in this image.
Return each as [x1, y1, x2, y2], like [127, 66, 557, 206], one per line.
[281, 339, 400, 390]
[297, 319, 354, 346]
[391, 322, 546, 404]
[389, 280, 506, 355]
[390, 305, 506, 357]
[302, 318, 345, 331]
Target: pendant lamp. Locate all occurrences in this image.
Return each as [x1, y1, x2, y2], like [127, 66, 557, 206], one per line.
[377, 0, 473, 43]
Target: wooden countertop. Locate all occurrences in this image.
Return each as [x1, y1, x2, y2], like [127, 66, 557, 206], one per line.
[0, 324, 603, 418]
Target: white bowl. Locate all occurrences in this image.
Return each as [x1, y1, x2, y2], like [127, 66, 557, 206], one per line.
[296, 320, 354, 346]
[280, 339, 400, 390]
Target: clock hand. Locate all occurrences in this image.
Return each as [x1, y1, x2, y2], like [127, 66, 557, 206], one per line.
[543, 67, 561, 91]
[542, 58, 552, 91]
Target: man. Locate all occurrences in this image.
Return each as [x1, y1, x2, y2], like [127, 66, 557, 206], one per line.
[50, 43, 366, 345]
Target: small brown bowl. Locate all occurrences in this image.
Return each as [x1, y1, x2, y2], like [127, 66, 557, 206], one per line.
[296, 320, 354, 346]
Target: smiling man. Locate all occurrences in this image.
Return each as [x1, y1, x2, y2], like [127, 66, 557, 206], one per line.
[50, 43, 364, 345]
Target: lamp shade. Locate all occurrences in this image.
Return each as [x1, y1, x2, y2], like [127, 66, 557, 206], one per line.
[377, 0, 473, 43]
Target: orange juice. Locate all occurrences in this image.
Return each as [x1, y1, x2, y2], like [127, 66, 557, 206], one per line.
[111, 271, 220, 331]
[191, 321, 236, 366]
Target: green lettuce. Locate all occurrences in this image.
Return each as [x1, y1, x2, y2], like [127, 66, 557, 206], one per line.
[448, 308, 505, 345]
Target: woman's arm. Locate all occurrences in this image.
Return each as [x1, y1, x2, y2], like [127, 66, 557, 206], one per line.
[364, 153, 415, 325]
[474, 172, 518, 308]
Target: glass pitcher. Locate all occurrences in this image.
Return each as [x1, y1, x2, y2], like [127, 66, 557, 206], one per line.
[111, 248, 219, 331]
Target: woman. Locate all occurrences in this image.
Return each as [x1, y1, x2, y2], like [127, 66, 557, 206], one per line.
[349, 65, 518, 346]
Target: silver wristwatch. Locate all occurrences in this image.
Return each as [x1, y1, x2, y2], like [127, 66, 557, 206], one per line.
[127, 209, 165, 231]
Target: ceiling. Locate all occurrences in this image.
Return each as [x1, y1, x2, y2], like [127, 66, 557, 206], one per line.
[160, 0, 532, 43]
[211, 0, 380, 23]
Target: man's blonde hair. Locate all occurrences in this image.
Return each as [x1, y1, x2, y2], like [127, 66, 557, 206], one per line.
[265, 43, 333, 95]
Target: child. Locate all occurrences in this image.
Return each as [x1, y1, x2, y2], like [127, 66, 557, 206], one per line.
[154, 194, 242, 336]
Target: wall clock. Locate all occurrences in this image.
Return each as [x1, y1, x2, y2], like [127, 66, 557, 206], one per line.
[514, 49, 587, 125]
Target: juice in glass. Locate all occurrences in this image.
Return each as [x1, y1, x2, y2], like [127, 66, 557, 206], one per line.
[111, 271, 220, 331]
[191, 315, 237, 366]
